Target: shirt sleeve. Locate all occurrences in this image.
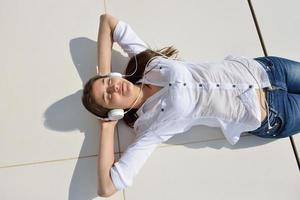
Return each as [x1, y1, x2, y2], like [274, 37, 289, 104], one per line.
[110, 132, 163, 190]
[113, 20, 149, 58]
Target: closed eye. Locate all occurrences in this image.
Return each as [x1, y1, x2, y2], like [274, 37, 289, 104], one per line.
[105, 77, 112, 101]
[102, 78, 110, 104]
[106, 77, 111, 85]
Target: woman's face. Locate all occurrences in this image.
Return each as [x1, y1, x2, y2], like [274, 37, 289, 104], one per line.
[92, 76, 142, 110]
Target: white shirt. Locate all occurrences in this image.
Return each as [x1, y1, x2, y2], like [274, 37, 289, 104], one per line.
[110, 20, 272, 190]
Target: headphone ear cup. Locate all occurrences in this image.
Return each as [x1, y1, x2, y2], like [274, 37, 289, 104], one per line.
[108, 108, 124, 120]
[108, 72, 123, 78]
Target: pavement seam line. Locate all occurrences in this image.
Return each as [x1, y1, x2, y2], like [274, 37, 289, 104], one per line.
[0, 153, 120, 169]
[247, 0, 300, 171]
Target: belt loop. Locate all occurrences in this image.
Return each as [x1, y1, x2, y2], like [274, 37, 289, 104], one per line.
[269, 107, 277, 115]
[265, 57, 273, 66]
[269, 85, 284, 91]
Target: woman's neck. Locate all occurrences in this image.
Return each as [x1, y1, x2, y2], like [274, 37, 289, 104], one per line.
[132, 84, 151, 109]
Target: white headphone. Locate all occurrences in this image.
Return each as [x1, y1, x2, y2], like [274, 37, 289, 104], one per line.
[95, 72, 125, 121]
[93, 49, 182, 121]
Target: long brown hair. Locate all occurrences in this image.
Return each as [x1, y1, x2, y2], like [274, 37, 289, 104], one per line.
[81, 46, 179, 128]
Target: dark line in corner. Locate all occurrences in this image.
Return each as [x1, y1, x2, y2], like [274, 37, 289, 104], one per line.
[247, 0, 268, 56]
[247, 0, 300, 171]
[290, 137, 300, 171]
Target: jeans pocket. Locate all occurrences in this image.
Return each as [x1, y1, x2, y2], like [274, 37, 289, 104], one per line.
[248, 113, 284, 138]
[266, 115, 283, 137]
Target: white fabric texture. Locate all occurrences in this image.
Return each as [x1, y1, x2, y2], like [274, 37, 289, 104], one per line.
[110, 20, 272, 190]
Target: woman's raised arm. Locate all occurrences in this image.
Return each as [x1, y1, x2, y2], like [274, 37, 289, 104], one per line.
[97, 14, 118, 75]
[97, 120, 118, 197]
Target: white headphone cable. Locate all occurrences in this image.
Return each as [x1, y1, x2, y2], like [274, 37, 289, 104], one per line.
[123, 54, 168, 114]
[99, 45, 183, 119]
[120, 45, 183, 115]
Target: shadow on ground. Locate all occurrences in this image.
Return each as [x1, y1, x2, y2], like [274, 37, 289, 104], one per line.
[43, 37, 129, 200]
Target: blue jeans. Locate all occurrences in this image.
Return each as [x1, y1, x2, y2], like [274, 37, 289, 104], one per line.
[247, 56, 300, 138]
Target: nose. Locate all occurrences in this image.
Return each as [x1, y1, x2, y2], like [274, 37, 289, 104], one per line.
[107, 83, 120, 94]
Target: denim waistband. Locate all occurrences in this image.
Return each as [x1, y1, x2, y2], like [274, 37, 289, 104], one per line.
[254, 57, 285, 91]
[254, 57, 280, 128]
[261, 88, 278, 121]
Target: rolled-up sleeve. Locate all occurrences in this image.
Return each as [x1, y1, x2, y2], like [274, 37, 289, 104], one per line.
[110, 132, 163, 190]
[113, 20, 148, 57]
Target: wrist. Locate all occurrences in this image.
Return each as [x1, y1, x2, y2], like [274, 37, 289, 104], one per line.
[100, 121, 117, 130]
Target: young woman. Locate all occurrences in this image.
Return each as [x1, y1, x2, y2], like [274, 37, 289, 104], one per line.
[82, 14, 300, 197]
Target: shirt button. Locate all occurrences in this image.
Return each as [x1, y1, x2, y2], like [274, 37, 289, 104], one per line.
[159, 67, 162, 69]
[199, 83, 203, 87]
[249, 85, 253, 88]
[183, 83, 186, 86]
[216, 84, 220, 87]
[232, 84, 236, 88]
[161, 108, 164, 112]
[169, 83, 172, 86]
